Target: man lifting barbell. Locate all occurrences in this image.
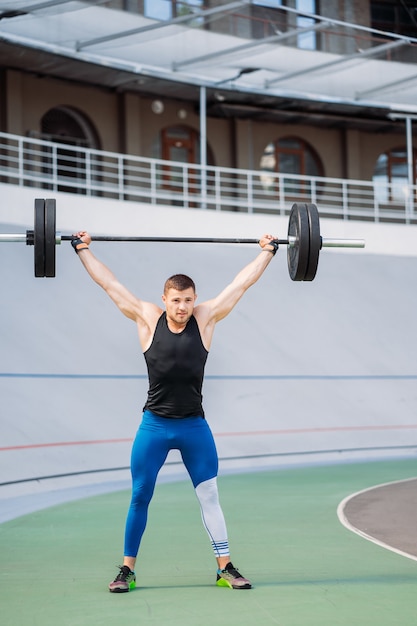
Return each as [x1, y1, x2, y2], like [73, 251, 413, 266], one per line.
[0, 198, 366, 591]
[71, 227, 280, 593]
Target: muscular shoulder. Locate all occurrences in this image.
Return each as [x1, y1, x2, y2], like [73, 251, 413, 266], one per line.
[136, 303, 163, 351]
[193, 303, 216, 351]
[193, 301, 214, 324]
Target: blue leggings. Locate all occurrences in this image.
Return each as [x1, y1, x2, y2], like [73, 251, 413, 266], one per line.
[124, 410, 228, 558]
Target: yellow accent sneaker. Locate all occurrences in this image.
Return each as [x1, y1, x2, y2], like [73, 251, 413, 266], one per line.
[216, 562, 252, 589]
[108, 565, 136, 593]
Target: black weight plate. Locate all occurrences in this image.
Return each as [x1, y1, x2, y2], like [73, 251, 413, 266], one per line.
[34, 198, 45, 277]
[44, 199, 56, 278]
[304, 203, 321, 281]
[287, 203, 310, 281]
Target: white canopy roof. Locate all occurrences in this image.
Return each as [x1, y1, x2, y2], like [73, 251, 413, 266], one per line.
[1, 0, 417, 124]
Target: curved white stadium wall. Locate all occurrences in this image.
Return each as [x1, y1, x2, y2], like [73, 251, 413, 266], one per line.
[1, 184, 417, 515]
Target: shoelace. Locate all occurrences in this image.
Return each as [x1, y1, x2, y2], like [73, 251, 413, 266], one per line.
[222, 565, 242, 578]
[114, 565, 131, 581]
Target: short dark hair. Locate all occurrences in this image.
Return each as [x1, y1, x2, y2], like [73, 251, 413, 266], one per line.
[164, 274, 196, 294]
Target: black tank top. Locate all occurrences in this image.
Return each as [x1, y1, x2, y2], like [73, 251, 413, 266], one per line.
[143, 312, 208, 418]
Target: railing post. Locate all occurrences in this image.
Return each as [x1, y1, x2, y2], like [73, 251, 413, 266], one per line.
[18, 137, 24, 186]
[200, 163, 207, 210]
[406, 117, 414, 223]
[52, 144, 58, 192]
[183, 164, 189, 209]
[150, 161, 156, 204]
[310, 177, 317, 206]
[373, 182, 380, 223]
[279, 173, 285, 214]
[200, 85, 207, 210]
[342, 180, 348, 220]
[215, 168, 221, 211]
[118, 155, 124, 200]
[85, 151, 92, 196]
[247, 171, 253, 213]
[405, 185, 412, 224]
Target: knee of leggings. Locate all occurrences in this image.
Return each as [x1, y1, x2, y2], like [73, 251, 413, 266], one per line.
[130, 483, 154, 508]
[195, 476, 220, 505]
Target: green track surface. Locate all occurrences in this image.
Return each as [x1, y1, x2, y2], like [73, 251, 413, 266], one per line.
[1, 459, 417, 626]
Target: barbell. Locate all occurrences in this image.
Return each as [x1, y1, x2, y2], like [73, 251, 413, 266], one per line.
[2, 198, 365, 280]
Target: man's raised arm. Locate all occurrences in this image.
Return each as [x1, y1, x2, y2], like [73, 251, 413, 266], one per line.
[71, 231, 146, 322]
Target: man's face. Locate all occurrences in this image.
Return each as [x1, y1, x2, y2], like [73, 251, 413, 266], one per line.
[162, 287, 197, 326]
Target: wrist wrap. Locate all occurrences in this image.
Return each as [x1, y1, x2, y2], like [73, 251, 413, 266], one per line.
[266, 239, 279, 256]
[71, 237, 89, 254]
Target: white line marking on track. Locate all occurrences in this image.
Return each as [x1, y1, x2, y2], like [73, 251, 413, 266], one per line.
[337, 476, 417, 563]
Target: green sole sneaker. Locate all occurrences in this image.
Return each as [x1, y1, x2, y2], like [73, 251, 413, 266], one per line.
[108, 565, 136, 593]
[216, 562, 252, 590]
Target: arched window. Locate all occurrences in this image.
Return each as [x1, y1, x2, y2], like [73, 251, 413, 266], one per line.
[260, 136, 323, 197]
[154, 125, 215, 200]
[161, 125, 200, 165]
[40, 106, 100, 193]
[373, 147, 417, 204]
[155, 124, 214, 166]
[41, 106, 100, 148]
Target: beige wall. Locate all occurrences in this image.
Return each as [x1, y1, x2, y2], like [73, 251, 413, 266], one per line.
[6, 71, 119, 150]
[2, 67, 411, 183]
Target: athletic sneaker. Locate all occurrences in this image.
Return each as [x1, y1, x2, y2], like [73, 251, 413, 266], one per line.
[108, 565, 136, 593]
[216, 562, 252, 589]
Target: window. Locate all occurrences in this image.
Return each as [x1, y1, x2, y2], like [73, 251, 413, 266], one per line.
[144, 0, 204, 20]
[254, 0, 317, 48]
[371, 1, 417, 39]
[40, 106, 99, 148]
[153, 124, 214, 200]
[144, 0, 171, 20]
[254, 1, 283, 7]
[373, 147, 417, 203]
[40, 106, 100, 194]
[155, 124, 214, 165]
[260, 136, 323, 195]
[296, 0, 317, 50]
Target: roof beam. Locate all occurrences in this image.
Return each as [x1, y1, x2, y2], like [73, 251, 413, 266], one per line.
[265, 38, 410, 88]
[356, 73, 417, 100]
[76, 0, 249, 51]
[1, 0, 99, 16]
[173, 20, 331, 72]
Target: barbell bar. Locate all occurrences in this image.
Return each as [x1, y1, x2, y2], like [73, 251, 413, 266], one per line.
[2, 198, 365, 280]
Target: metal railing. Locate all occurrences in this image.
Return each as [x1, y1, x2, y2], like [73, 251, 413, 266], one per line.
[0, 131, 415, 224]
